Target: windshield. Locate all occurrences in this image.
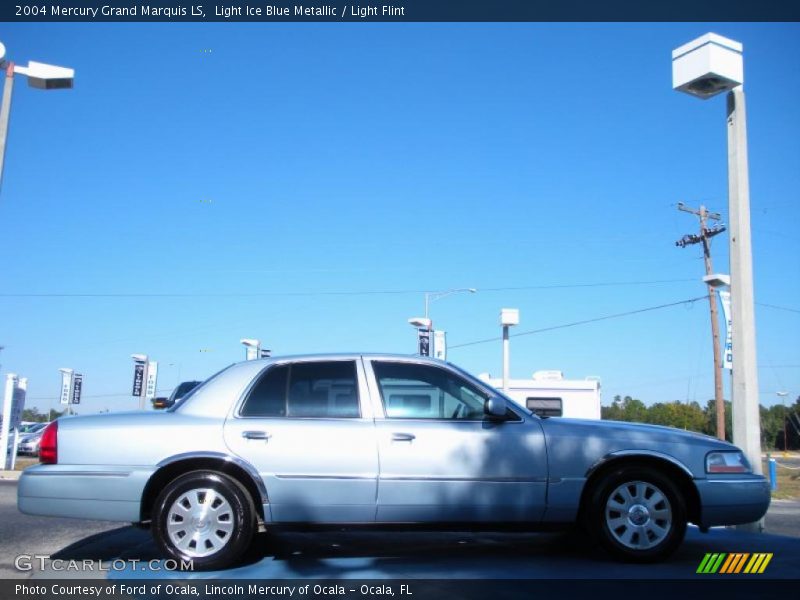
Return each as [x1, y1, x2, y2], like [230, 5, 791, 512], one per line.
[168, 381, 201, 403]
[20, 423, 47, 433]
[167, 365, 234, 412]
[445, 362, 532, 418]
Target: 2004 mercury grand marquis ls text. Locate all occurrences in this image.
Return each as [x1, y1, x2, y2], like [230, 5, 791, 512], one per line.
[18, 354, 770, 569]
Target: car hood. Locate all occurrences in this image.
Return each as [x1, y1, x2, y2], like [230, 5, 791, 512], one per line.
[547, 417, 734, 447]
[539, 417, 737, 478]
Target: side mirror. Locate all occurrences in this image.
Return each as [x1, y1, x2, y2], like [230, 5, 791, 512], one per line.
[484, 396, 507, 419]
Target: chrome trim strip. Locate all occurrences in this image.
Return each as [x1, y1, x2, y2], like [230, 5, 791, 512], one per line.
[24, 470, 131, 477]
[587, 449, 694, 478]
[275, 474, 376, 480]
[380, 476, 548, 483]
[155, 451, 268, 504]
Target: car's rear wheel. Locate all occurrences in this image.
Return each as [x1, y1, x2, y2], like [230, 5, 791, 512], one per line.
[152, 470, 256, 570]
[587, 466, 686, 562]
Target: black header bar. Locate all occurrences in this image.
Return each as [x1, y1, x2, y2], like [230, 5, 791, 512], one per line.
[2, 1, 799, 23]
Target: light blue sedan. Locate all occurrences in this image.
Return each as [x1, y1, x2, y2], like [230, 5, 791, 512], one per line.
[18, 354, 770, 570]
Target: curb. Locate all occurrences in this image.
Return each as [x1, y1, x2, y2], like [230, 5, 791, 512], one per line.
[0, 470, 22, 480]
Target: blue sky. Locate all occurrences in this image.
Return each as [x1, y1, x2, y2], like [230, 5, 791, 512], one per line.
[0, 23, 798, 416]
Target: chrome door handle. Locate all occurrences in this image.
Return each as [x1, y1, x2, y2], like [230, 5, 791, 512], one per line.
[242, 430, 271, 441]
[391, 433, 415, 442]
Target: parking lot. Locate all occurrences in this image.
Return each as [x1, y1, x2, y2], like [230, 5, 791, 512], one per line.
[2, 480, 799, 581]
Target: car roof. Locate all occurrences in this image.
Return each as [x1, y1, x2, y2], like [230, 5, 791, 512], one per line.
[252, 352, 448, 365]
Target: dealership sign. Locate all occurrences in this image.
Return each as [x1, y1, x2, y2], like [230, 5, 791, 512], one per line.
[145, 361, 158, 399]
[433, 330, 447, 360]
[132, 361, 145, 397]
[417, 329, 431, 357]
[71, 374, 83, 405]
[719, 290, 733, 370]
[59, 369, 73, 405]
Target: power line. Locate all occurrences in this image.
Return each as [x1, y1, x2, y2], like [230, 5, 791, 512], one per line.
[467, 279, 696, 292]
[0, 278, 697, 298]
[450, 296, 706, 350]
[756, 302, 800, 314]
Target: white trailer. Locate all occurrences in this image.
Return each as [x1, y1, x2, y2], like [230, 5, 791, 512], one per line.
[478, 370, 601, 420]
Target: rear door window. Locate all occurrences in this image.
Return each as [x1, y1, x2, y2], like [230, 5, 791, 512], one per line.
[241, 361, 360, 419]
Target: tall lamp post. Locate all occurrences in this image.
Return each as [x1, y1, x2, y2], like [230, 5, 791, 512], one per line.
[500, 308, 519, 393]
[240, 338, 261, 361]
[411, 288, 476, 358]
[0, 42, 74, 193]
[423, 288, 477, 321]
[673, 33, 763, 530]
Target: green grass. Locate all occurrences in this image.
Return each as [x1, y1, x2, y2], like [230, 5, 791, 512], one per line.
[764, 457, 800, 500]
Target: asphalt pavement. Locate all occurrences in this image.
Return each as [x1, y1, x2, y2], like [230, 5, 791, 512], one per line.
[2, 480, 799, 581]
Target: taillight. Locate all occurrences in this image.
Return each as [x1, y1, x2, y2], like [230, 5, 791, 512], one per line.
[39, 422, 58, 464]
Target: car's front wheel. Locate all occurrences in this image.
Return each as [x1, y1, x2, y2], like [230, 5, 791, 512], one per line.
[587, 466, 686, 562]
[152, 470, 256, 570]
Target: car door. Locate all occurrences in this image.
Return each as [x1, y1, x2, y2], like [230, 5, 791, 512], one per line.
[366, 359, 548, 523]
[224, 358, 378, 523]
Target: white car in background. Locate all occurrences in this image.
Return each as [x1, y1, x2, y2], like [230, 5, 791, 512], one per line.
[17, 423, 50, 456]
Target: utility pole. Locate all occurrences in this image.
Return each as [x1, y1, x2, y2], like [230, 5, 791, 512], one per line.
[675, 202, 727, 440]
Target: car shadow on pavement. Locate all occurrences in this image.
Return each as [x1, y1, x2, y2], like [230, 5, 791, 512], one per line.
[43, 525, 800, 580]
[51, 525, 157, 562]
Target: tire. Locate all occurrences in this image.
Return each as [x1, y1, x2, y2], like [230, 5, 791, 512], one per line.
[152, 470, 257, 570]
[587, 466, 686, 562]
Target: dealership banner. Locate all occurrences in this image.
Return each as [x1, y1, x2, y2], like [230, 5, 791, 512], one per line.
[433, 330, 447, 360]
[71, 374, 83, 405]
[417, 329, 431, 357]
[132, 361, 145, 397]
[145, 361, 159, 399]
[59, 370, 73, 405]
[11, 378, 27, 429]
[719, 290, 733, 370]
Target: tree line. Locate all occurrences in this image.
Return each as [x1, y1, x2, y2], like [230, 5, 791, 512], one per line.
[602, 395, 800, 450]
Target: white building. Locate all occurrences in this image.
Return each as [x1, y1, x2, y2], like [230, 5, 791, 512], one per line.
[478, 370, 601, 420]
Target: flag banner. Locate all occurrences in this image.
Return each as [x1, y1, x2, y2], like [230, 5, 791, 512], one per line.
[719, 290, 733, 370]
[59, 370, 73, 405]
[11, 380, 27, 428]
[132, 362, 145, 397]
[145, 362, 159, 399]
[418, 329, 431, 357]
[71, 374, 83, 405]
[433, 330, 447, 360]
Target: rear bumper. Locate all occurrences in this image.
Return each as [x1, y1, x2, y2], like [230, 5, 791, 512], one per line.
[695, 475, 771, 528]
[18, 464, 154, 522]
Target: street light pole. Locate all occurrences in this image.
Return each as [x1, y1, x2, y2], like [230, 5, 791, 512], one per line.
[413, 288, 476, 358]
[726, 87, 762, 486]
[0, 61, 15, 191]
[673, 33, 763, 532]
[424, 287, 477, 321]
[500, 308, 519, 394]
[0, 41, 74, 198]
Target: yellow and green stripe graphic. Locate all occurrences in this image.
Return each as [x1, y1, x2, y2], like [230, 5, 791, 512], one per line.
[696, 552, 773, 574]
